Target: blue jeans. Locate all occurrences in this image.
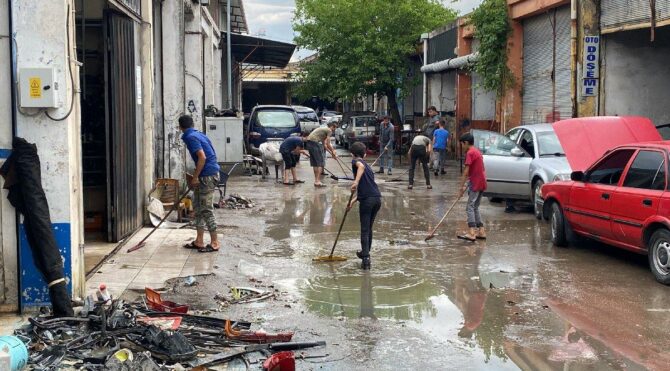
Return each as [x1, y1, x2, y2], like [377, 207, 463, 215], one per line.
[379, 141, 393, 170]
[359, 197, 381, 258]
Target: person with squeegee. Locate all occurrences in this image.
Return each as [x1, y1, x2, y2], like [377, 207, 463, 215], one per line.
[305, 122, 339, 187]
[347, 142, 382, 270]
[179, 115, 221, 253]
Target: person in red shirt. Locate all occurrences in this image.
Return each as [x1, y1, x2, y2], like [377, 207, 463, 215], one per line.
[457, 133, 487, 242]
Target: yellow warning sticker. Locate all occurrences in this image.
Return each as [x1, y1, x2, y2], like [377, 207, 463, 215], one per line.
[29, 77, 41, 98]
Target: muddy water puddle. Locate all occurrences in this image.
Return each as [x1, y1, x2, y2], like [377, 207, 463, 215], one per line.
[260, 179, 670, 369]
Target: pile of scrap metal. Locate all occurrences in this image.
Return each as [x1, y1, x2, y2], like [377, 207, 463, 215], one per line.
[15, 295, 325, 370]
[218, 194, 255, 209]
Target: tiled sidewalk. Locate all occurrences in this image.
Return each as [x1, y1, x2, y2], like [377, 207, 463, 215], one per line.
[86, 227, 216, 297]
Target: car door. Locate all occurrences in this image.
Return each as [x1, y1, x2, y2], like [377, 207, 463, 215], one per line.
[567, 149, 636, 239]
[472, 129, 532, 199]
[610, 149, 666, 248]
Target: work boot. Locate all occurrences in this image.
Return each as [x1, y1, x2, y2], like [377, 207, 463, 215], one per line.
[377, 168, 384, 174]
[361, 257, 371, 270]
[356, 250, 363, 259]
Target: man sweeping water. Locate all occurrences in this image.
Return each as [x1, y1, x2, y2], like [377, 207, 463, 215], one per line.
[347, 142, 382, 270]
[179, 115, 221, 253]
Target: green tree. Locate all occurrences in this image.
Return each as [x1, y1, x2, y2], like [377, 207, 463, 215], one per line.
[469, 0, 514, 97]
[293, 0, 456, 124]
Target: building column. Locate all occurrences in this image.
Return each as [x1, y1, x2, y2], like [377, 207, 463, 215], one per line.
[161, 0, 186, 180]
[140, 0, 156, 208]
[499, 20, 523, 132]
[576, 0, 600, 117]
[12, 0, 84, 309]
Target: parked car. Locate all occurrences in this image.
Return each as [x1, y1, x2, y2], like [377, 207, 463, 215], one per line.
[319, 110, 341, 125]
[473, 124, 572, 219]
[339, 111, 378, 149]
[292, 105, 320, 134]
[323, 114, 342, 127]
[540, 116, 670, 283]
[245, 105, 300, 155]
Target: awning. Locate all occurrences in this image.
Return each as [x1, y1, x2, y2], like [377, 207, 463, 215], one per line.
[420, 53, 479, 73]
[223, 33, 297, 68]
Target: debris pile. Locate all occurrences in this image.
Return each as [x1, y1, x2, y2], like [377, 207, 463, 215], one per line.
[218, 194, 255, 209]
[15, 289, 325, 370]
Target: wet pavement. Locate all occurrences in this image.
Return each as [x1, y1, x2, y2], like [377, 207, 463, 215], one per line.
[161, 152, 670, 370]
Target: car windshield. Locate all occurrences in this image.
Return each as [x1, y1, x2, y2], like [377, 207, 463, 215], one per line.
[537, 131, 565, 157]
[354, 117, 376, 127]
[256, 111, 296, 128]
[297, 111, 318, 122]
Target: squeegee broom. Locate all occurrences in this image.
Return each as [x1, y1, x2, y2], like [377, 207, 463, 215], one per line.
[313, 191, 355, 262]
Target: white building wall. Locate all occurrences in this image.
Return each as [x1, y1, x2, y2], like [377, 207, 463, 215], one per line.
[185, 3, 205, 132]
[0, 0, 19, 312]
[11, 0, 84, 306]
[427, 71, 456, 112]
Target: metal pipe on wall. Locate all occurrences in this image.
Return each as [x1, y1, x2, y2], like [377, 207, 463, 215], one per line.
[8, 0, 16, 137]
[226, 0, 232, 109]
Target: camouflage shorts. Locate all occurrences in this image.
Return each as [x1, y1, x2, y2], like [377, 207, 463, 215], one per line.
[194, 174, 219, 232]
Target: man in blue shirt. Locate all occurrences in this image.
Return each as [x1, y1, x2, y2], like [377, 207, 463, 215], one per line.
[179, 115, 221, 253]
[432, 120, 449, 176]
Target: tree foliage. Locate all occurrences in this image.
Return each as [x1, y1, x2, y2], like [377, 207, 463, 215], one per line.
[469, 0, 514, 96]
[293, 0, 456, 118]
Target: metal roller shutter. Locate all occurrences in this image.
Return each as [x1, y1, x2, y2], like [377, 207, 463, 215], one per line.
[601, 0, 670, 31]
[106, 12, 141, 242]
[522, 6, 572, 124]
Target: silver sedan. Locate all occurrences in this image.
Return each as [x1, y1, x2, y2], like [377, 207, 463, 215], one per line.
[472, 124, 572, 219]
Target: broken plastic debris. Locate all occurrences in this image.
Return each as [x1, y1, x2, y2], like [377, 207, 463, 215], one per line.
[238, 260, 265, 278]
[184, 276, 196, 286]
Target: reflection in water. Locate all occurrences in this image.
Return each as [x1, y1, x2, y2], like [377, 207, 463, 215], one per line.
[265, 178, 670, 370]
[360, 271, 375, 319]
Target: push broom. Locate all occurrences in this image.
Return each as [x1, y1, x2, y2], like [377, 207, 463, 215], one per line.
[128, 187, 191, 252]
[313, 191, 355, 262]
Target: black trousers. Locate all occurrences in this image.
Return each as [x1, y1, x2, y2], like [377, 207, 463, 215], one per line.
[409, 145, 430, 186]
[359, 196, 381, 258]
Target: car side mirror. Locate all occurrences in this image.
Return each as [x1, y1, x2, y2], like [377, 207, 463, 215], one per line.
[511, 147, 525, 157]
[571, 171, 585, 182]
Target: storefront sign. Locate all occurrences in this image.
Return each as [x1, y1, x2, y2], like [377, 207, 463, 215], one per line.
[582, 36, 600, 97]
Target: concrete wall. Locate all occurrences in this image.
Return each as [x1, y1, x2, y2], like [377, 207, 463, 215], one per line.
[427, 71, 456, 113]
[11, 0, 84, 309]
[140, 0, 156, 209]
[602, 26, 670, 125]
[0, 0, 19, 312]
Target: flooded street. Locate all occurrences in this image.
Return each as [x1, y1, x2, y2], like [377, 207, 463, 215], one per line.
[170, 155, 670, 370]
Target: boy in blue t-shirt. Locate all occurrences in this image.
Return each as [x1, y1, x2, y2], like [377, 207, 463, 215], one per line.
[432, 120, 449, 176]
[347, 142, 382, 270]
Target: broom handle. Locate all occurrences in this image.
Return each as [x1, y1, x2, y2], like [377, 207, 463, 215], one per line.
[335, 156, 350, 177]
[370, 148, 387, 167]
[329, 191, 356, 257]
[129, 187, 191, 252]
[426, 196, 461, 239]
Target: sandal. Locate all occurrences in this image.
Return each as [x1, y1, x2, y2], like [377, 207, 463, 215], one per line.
[294, 180, 305, 184]
[183, 241, 203, 249]
[283, 182, 295, 186]
[457, 234, 477, 242]
[408, 185, 413, 190]
[198, 244, 220, 253]
[476, 235, 487, 240]
[427, 185, 433, 189]
[314, 183, 328, 188]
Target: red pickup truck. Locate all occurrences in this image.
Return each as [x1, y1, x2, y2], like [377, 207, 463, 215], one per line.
[541, 116, 670, 284]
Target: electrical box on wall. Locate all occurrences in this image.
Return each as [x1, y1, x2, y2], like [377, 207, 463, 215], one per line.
[19, 68, 58, 108]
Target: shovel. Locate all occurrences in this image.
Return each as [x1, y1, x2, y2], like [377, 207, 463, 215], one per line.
[425, 196, 462, 242]
[313, 191, 355, 262]
[128, 187, 191, 253]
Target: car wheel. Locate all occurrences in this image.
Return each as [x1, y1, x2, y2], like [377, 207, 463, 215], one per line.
[648, 229, 670, 285]
[533, 180, 544, 220]
[550, 203, 568, 247]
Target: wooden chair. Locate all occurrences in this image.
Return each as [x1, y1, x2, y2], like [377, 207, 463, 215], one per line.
[153, 178, 186, 222]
